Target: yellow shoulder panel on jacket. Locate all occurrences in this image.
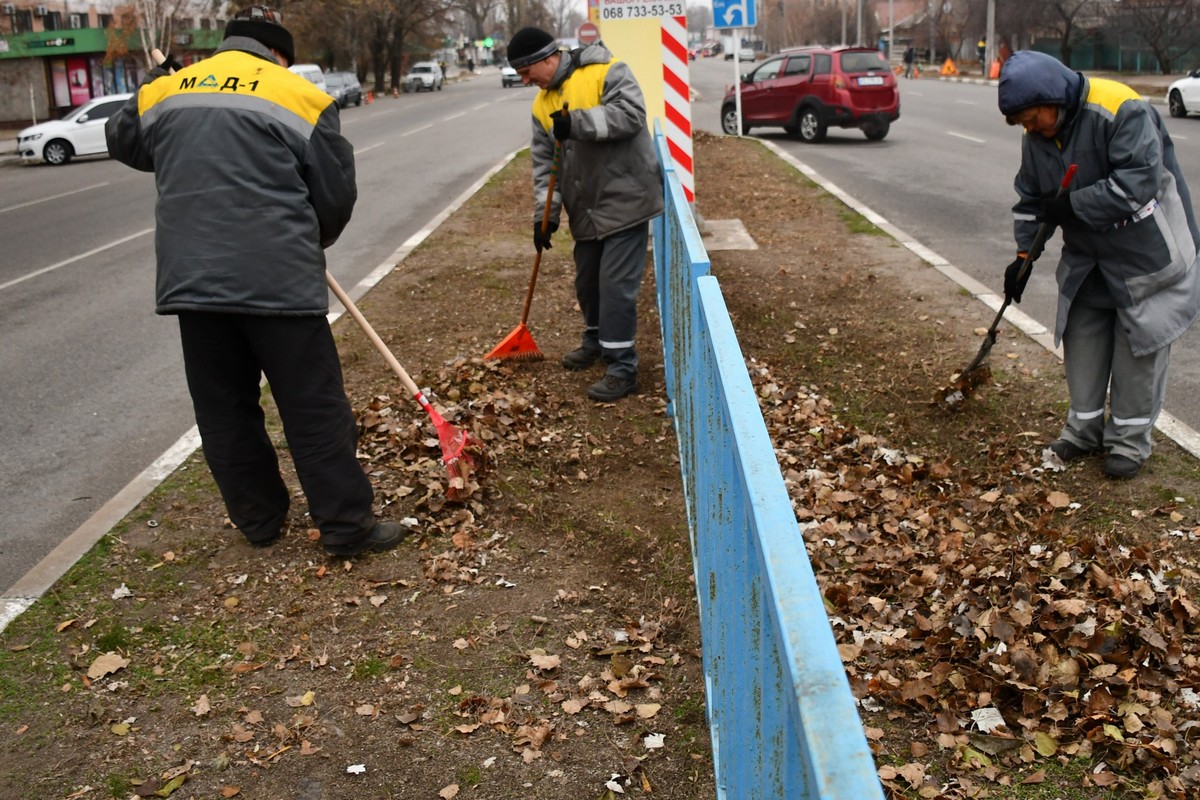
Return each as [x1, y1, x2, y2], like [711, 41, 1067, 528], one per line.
[532, 61, 613, 132]
[138, 50, 332, 125]
[1087, 78, 1142, 117]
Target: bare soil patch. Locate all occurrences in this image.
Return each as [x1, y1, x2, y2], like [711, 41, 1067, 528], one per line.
[1, 132, 1199, 800]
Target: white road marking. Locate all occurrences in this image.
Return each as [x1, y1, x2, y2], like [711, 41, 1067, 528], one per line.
[400, 124, 433, 136]
[0, 182, 110, 215]
[355, 142, 385, 155]
[0, 228, 154, 292]
[947, 131, 986, 144]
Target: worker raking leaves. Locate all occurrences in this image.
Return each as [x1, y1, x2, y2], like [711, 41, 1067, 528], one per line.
[506, 26, 664, 402]
[105, 6, 409, 556]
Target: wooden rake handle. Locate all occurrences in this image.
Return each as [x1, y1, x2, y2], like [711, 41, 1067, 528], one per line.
[326, 270, 423, 400]
[521, 105, 567, 325]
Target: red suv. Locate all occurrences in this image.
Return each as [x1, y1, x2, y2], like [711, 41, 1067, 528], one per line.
[720, 46, 899, 142]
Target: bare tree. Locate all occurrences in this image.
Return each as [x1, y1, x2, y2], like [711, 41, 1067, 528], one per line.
[547, 0, 583, 39]
[453, 0, 499, 39]
[1112, 0, 1200, 73]
[107, 0, 189, 67]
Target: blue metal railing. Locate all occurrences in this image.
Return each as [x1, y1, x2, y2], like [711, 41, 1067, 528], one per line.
[651, 124, 885, 800]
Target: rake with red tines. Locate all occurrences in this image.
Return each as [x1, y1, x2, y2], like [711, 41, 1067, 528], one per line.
[485, 130, 566, 362]
[326, 271, 480, 499]
[937, 164, 1077, 410]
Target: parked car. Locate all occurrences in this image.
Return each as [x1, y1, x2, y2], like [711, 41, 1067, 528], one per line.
[403, 61, 444, 92]
[17, 93, 133, 165]
[739, 47, 757, 61]
[720, 45, 899, 142]
[288, 63, 327, 94]
[501, 64, 522, 88]
[1167, 68, 1200, 118]
[325, 71, 363, 108]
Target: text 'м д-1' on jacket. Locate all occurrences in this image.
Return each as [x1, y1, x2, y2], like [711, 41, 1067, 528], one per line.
[105, 37, 357, 317]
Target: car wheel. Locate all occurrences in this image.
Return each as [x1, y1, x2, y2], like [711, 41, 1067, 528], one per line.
[43, 139, 73, 165]
[720, 104, 748, 136]
[797, 109, 827, 143]
[1169, 90, 1188, 118]
[862, 119, 890, 141]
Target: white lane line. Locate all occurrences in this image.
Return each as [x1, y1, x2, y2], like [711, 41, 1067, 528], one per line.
[355, 142, 385, 155]
[401, 123, 433, 136]
[471, 102, 491, 111]
[0, 228, 154, 292]
[955, 99, 978, 105]
[947, 131, 986, 144]
[443, 111, 467, 121]
[0, 182, 110, 215]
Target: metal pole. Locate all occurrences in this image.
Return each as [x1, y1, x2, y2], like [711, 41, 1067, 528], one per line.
[856, 0, 863, 47]
[986, 0, 995, 78]
[928, 0, 935, 67]
[888, 0, 894, 60]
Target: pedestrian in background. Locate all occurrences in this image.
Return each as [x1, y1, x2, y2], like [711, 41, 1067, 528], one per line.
[106, 5, 403, 554]
[997, 50, 1200, 479]
[506, 26, 664, 402]
[977, 38, 987, 75]
[902, 46, 915, 79]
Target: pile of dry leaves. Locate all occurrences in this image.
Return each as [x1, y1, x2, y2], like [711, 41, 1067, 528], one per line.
[748, 358, 1200, 798]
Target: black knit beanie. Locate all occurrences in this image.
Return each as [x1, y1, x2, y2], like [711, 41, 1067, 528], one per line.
[225, 7, 295, 66]
[507, 27, 558, 69]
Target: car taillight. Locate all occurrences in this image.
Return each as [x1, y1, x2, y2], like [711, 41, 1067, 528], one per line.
[834, 75, 847, 91]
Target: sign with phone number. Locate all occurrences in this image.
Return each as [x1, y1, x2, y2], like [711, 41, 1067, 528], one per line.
[597, 0, 685, 20]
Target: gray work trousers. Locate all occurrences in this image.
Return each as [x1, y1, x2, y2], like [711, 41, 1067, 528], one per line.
[1059, 270, 1170, 462]
[572, 222, 649, 380]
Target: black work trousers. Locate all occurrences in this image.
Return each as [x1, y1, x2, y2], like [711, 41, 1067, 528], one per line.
[177, 312, 375, 550]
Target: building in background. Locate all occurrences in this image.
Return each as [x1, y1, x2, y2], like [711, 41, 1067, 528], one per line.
[0, 2, 221, 125]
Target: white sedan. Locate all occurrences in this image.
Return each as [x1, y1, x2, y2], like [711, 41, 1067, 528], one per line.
[17, 93, 133, 165]
[1167, 69, 1200, 118]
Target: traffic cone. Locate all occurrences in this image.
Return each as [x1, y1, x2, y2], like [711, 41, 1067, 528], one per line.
[366, 91, 373, 104]
[940, 58, 958, 77]
[989, 60, 1001, 80]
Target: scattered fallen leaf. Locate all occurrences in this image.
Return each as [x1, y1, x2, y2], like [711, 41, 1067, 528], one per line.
[87, 652, 130, 680]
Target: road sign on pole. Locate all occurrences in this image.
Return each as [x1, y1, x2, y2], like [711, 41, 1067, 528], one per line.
[578, 21, 600, 44]
[712, 0, 756, 29]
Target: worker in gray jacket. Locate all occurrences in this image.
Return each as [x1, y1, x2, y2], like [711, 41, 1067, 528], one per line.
[998, 50, 1200, 479]
[507, 26, 664, 402]
[106, 6, 403, 555]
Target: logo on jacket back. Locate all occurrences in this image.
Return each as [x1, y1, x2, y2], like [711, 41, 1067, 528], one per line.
[179, 74, 263, 92]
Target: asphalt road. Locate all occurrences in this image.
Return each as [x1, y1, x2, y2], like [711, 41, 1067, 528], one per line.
[687, 55, 1200, 447]
[0, 70, 536, 594]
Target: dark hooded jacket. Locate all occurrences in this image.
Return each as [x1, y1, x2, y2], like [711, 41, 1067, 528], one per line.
[528, 43, 664, 241]
[105, 37, 356, 316]
[997, 50, 1200, 356]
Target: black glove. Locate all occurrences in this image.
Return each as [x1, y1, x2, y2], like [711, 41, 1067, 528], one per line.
[162, 52, 184, 72]
[1039, 192, 1076, 226]
[1004, 254, 1033, 303]
[550, 109, 571, 142]
[533, 220, 558, 252]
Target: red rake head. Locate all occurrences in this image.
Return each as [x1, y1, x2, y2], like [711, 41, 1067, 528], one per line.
[484, 323, 544, 362]
[427, 408, 483, 501]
